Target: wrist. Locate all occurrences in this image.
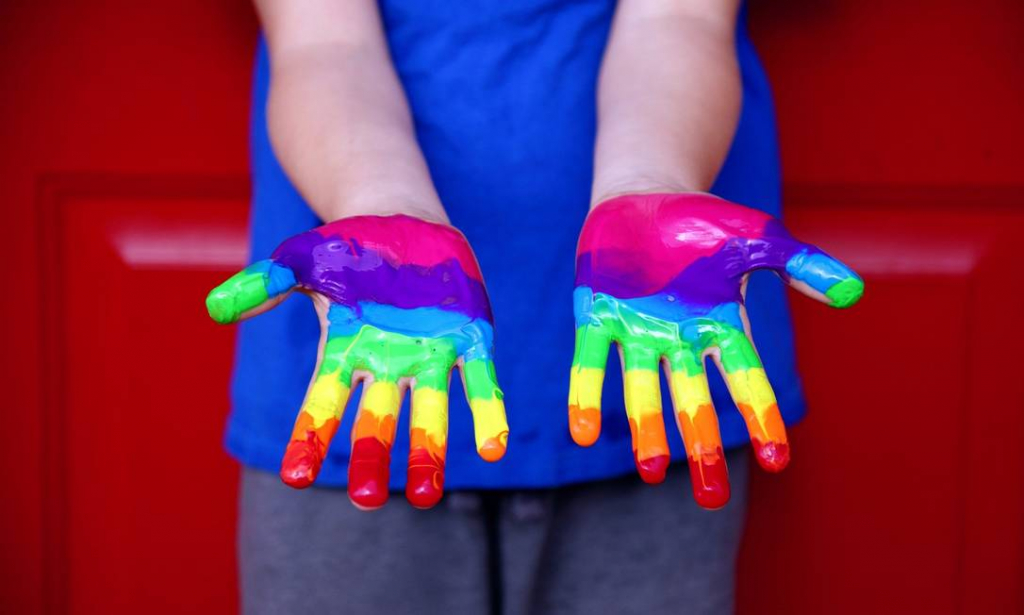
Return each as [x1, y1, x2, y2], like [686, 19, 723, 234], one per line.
[318, 186, 449, 225]
[589, 174, 708, 210]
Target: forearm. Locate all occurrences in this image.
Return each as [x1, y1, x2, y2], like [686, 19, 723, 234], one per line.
[257, 0, 446, 223]
[591, 0, 742, 206]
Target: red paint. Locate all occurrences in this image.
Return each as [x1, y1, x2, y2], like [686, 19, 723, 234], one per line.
[279, 431, 323, 489]
[687, 451, 731, 510]
[751, 440, 790, 473]
[635, 454, 670, 484]
[348, 437, 392, 509]
[406, 447, 444, 509]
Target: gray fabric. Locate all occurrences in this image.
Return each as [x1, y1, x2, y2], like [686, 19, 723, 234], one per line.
[239, 450, 749, 615]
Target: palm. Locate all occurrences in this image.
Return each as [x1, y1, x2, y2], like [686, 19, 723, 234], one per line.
[207, 215, 507, 510]
[569, 193, 862, 509]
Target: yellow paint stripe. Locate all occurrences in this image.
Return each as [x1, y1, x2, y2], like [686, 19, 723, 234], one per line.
[623, 369, 662, 420]
[469, 397, 509, 451]
[568, 366, 604, 410]
[301, 371, 350, 429]
[724, 368, 777, 418]
[667, 370, 712, 417]
[361, 380, 402, 418]
[411, 387, 448, 439]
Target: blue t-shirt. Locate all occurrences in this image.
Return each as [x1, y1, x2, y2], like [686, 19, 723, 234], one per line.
[225, 0, 805, 489]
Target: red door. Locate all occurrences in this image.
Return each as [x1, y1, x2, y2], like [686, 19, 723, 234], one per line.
[2, 1, 1021, 613]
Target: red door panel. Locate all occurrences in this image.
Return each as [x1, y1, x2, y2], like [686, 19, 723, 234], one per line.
[38, 177, 249, 614]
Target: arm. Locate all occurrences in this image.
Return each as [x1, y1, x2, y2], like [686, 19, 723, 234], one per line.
[256, 0, 446, 223]
[591, 0, 742, 205]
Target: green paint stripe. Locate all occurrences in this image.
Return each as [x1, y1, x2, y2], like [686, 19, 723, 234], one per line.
[206, 269, 269, 324]
[826, 277, 864, 308]
[463, 359, 503, 401]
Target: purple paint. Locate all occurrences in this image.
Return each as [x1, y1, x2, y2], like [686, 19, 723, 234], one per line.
[272, 229, 492, 321]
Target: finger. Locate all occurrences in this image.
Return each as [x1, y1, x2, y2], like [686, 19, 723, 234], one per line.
[663, 346, 730, 509]
[568, 324, 611, 446]
[741, 228, 864, 309]
[461, 358, 508, 462]
[205, 259, 296, 324]
[279, 333, 354, 488]
[713, 325, 789, 472]
[783, 246, 864, 309]
[621, 341, 670, 484]
[406, 364, 451, 509]
[349, 378, 404, 510]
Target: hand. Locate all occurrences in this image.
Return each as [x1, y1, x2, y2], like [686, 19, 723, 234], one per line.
[206, 215, 508, 510]
[569, 193, 863, 509]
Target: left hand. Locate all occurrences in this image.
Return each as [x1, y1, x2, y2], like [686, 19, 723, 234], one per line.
[569, 192, 863, 509]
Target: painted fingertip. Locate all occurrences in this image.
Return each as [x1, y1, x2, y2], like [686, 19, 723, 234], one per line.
[279, 435, 322, 489]
[635, 454, 670, 484]
[753, 440, 790, 473]
[407, 447, 445, 509]
[569, 405, 600, 447]
[349, 438, 391, 510]
[478, 432, 508, 462]
[205, 289, 239, 325]
[687, 453, 731, 510]
[825, 277, 865, 309]
[406, 470, 444, 509]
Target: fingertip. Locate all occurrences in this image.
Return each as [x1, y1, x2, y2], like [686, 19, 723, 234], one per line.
[205, 288, 238, 325]
[279, 436, 321, 489]
[478, 432, 508, 462]
[753, 440, 790, 473]
[687, 452, 731, 510]
[569, 405, 600, 447]
[636, 454, 670, 484]
[349, 437, 391, 510]
[826, 277, 865, 309]
[406, 469, 444, 509]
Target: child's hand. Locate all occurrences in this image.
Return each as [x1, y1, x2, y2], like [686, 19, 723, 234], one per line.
[207, 215, 508, 510]
[569, 193, 863, 509]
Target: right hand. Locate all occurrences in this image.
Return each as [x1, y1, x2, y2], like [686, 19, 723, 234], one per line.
[206, 214, 508, 510]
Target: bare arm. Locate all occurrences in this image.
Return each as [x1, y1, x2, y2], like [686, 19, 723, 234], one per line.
[255, 0, 447, 222]
[591, 0, 742, 206]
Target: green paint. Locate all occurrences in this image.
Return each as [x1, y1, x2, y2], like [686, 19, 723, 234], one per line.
[825, 277, 864, 309]
[572, 293, 763, 375]
[206, 268, 269, 324]
[462, 359, 503, 402]
[321, 326, 458, 388]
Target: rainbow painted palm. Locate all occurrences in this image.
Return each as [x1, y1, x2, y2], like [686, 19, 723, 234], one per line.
[206, 215, 508, 510]
[569, 193, 863, 509]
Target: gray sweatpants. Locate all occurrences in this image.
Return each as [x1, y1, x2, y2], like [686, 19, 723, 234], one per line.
[239, 450, 748, 615]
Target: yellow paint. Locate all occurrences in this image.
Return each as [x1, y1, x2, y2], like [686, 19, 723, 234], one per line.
[361, 380, 402, 418]
[301, 370, 351, 429]
[724, 368, 777, 417]
[469, 396, 509, 452]
[667, 370, 712, 417]
[623, 369, 662, 420]
[411, 387, 449, 438]
[568, 366, 604, 411]
[623, 368, 669, 460]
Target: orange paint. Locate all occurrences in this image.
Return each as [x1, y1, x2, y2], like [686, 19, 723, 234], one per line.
[477, 433, 508, 462]
[628, 413, 670, 484]
[279, 412, 340, 488]
[569, 404, 601, 446]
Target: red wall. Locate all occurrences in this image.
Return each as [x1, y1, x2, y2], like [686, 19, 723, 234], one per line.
[1, 1, 1021, 613]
